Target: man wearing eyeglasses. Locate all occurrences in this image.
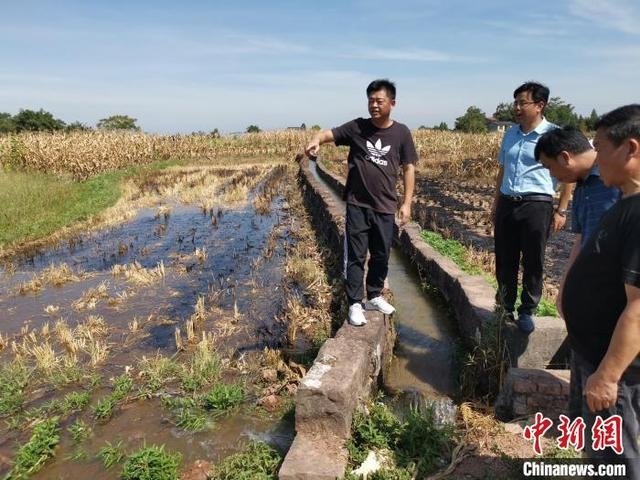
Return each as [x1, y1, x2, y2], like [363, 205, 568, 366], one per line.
[490, 81, 572, 333]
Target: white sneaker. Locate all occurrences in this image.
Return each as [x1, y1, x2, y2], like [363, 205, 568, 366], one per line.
[365, 296, 396, 315]
[348, 303, 367, 326]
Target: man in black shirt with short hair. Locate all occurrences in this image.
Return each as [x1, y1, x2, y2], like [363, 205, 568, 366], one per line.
[305, 79, 418, 326]
[562, 104, 640, 477]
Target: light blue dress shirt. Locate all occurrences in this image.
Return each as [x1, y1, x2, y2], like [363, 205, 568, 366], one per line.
[499, 118, 557, 196]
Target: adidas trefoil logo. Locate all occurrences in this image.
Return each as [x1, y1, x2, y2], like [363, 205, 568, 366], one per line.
[366, 139, 390, 166]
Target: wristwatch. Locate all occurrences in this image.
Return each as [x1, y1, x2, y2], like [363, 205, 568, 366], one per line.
[555, 208, 567, 217]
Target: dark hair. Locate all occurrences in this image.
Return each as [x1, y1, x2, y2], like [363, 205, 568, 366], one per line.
[367, 79, 396, 100]
[534, 126, 591, 162]
[594, 104, 640, 146]
[513, 81, 550, 104]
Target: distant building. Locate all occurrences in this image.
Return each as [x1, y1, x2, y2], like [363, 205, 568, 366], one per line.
[486, 118, 515, 132]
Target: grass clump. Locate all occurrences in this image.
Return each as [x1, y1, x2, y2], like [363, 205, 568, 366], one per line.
[175, 408, 208, 432]
[459, 310, 509, 403]
[210, 441, 282, 480]
[97, 440, 126, 469]
[346, 401, 458, 478]
[121, 444, 182, 480]
[7, 416, 60, 479]
[93, 374, 133, 421]
[0, 360, 30, 417]
[202, 382, 245, 412]
[68, 419, 92, 443]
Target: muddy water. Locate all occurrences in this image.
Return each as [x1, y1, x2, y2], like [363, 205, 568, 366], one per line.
[308, 160, 458, 398]
[35, 400, 293, 480]
[0, 166, 296, 477]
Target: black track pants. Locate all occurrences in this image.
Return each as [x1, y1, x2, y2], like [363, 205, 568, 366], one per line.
[344, 203, 395, 305]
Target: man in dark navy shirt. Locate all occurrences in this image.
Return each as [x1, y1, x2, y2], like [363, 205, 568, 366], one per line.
[562, 105, 640, 477]
[305, 79, 418, 326]
[534, 126, 620, 315]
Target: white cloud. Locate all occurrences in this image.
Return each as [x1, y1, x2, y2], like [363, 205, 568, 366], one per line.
[344, 47, 483, 63]
[568, 0, 640, 34]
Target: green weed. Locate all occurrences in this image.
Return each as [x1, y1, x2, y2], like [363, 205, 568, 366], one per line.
[347, 402, 403, 465]
[59, 390, 91, 415]
[97, 440, 126, 469]
[210, 441, 281, 480]
[112, 374, 133, 400]
[93, 397, 116, 421]
[68, 419, 92, 443]
[0, 361, 30, 417]
[93, 374, 133, 420]
[175, 408, 208, 432]
[202, 382, 245, 412]
[459, 309, 509, 403]
[346, 401, 458, 478]
[121, 444, 182, 480]
[7, 416, 60, 479]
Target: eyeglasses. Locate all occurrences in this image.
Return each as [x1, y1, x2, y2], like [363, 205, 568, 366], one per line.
[513, 100, 539, 108]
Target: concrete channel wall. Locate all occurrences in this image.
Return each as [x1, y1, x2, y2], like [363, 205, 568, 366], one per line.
[279, 158, 570, 479]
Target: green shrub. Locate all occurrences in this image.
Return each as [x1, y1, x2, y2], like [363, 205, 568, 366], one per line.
[97, 440, 125, 469]
[210, 442, 281, 480]
[121, 444, 182, 480]
[202, 382, 245, 412]
[8, 416, 60, 478]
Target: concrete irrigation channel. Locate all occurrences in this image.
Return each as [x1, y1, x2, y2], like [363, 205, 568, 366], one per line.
[279, 157, 571, 479]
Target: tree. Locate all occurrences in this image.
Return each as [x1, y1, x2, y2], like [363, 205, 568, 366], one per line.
[434, 121, 449, 131]
[455, 106, 488, 133]
[311, 125, 321, 131]
[584, 109, 599, 131]
[0, 113, 16, 134]
[97, 115, 140, 131]
[210, 128, 221, 138]
[65, 121, 91, 132]
[544, 97, 580, 127]
[13, 109, 65, 132]
[493, 102, 515, 122]
[246, 125, 261, 133]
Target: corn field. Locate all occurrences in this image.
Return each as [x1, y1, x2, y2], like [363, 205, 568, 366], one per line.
[0, 129, 503, 181]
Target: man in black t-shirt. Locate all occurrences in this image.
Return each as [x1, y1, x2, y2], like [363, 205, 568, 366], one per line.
[305, 79, 418, 326]
[562, 105, 640, 476]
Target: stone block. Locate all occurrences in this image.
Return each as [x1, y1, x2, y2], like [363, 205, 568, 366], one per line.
[296, 336, 370, 440]
[278, 433, 348, 480]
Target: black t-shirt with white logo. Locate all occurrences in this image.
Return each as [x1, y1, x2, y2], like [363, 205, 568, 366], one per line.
[562, 193, 640, 375]
[332, 118, 418, 214]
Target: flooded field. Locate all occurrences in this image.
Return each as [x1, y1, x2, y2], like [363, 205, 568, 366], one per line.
[0, 162, 333, 478]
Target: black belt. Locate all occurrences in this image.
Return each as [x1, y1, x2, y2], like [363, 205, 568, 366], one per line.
[500, 194, 553, 203]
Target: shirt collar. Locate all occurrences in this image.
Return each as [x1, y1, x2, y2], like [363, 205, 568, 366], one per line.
[518, 117, 552, 136]
[577, 164, 601, 186]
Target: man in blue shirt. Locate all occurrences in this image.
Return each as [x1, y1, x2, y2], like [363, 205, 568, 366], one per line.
[491, 82, 572, 333]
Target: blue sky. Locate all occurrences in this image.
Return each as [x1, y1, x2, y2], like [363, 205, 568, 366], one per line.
[1, 0, 639, 134]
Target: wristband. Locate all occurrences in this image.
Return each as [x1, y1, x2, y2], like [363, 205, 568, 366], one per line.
[555, 208, 567, 217]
